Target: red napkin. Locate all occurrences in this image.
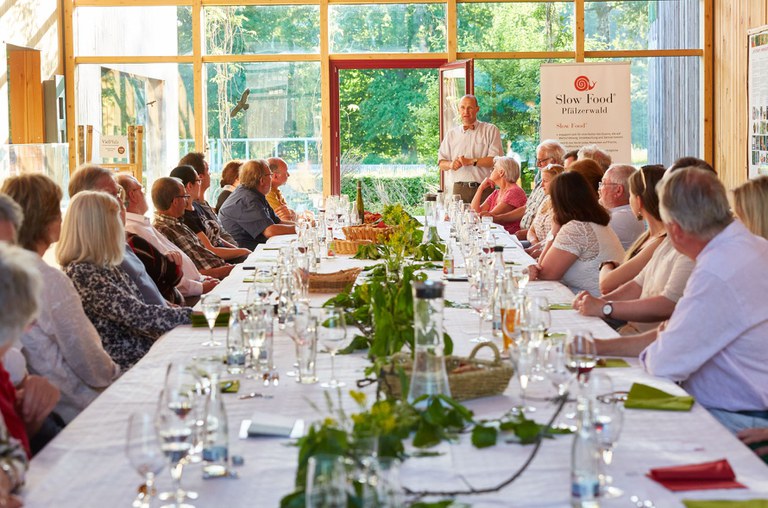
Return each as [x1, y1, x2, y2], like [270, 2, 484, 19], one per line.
[648, 459, 746, 492]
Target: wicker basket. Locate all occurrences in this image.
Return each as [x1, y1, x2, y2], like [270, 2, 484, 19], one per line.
[342, 224, 395, 242]
[332, 239, 373, 255]
[379, 342, 514, 401]
[308, 267, 362, 293]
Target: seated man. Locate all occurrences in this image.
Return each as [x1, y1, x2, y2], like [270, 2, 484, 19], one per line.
[152, 177, 234, 280]
[266, 157, 297, 222]
[69, 165, 168, 307]
[598, 164, 647, 250]
[117, 174, 220, 304]
[218, 159, 296, 250]
[179, 151, 240, 245]
[596, 168, 768, 434]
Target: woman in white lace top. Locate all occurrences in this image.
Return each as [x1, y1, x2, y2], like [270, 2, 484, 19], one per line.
[532, 171, 624, 296]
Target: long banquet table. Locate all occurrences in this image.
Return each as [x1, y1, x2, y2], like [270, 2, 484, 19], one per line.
[23, 225, 768, 507]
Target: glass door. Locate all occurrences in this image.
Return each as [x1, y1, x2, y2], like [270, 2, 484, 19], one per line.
[438, 59, 474, 190]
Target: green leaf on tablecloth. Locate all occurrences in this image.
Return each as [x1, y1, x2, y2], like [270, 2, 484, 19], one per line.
[219, 379, 240, 393]
[549, 303, 572, 310]
[624, 382, 695, 411]
[445, 300, 470, 309]
[190, 312, 229, 327]
[596, 358, 631, 368]
[471, 424, 497, 448]
[410, 501, 459, 508]
[338, 335, 369, 354]
[682, 500, 768, 508]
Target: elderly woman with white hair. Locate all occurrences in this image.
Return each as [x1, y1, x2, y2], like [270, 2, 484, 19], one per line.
[0, 243, 44, 507]
[57, 191, 192, 370]
[470, 156, 528, 234]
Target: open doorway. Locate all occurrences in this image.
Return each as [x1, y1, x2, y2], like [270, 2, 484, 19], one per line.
[330, 59, 474, 213]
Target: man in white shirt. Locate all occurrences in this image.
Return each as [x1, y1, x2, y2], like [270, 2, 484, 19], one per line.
[438, 95, 503, 203]
[117, 174, 219, 303]
[599, 164, 646, 250]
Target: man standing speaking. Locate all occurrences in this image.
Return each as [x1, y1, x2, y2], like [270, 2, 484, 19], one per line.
[438, 94, 503, 203]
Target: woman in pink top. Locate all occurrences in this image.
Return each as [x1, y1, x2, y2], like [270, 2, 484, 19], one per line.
[470, 156, 527, 234]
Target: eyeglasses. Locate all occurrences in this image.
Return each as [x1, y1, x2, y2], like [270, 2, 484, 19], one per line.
[598, 181, 621, 189]
[536, 157, 554, 167]
[173, 194, 191, 201]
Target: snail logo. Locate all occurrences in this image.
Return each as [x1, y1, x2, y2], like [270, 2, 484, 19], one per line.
[574, 76, 596, 92]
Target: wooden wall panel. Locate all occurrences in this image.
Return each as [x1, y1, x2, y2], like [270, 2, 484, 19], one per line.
[8, 48, 45, 143]
[714, 0, 768, 190]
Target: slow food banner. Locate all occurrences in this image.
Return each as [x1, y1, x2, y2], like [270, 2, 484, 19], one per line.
[540, 62, 631, 163]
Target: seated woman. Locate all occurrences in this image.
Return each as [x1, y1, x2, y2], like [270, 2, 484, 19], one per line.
[170, 165, 251, 262]
[525, 164, 565, 258]
[1, 174, 121, 424]
[56, 191, 192, 370]
[568, 158, 604, 195]
[469, 156, 527, 234]
[598, 165, 667, 294]
[530, 171, 624, 296]
[215, 160, 242, 213]
[732, 175, 768, 239]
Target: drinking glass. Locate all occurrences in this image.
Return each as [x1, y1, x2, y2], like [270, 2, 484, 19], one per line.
[500, 291, 521, 354]
[243, 304, 269, 376]
[587, 374, 625, 498]
[247, 268, 273, 305]
[162, 362, 206, 466]
[468, 277, 490, 343]
[510, 265, 530, 293]
[544, 341, 574, 398]
[200, 294, 222, 347]
[317, 307, 349, 388]
[156, 392, 196, 508]
[285, 301, 312, 378]
[565, 330, 597, 385]
[306, 454, 348, 508]
[509, 344, 536, 413]
[126, 411, 165, 508]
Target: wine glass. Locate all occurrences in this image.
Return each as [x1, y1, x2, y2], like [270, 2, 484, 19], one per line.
[306, 454, 348, 508]
[200, 294, 221, 347]
[126, 411, 165, 508]
[155, 391, 196, 508]
[285, 301, 312, 378]
[468, 277, 490, 343]
[317, 306, 349, 389]
[162, 362, 206, 467]
[247, 268, 273, 305]
[587, 374, 625, 498]
[565, 330, 597, 386]
[509, 344, 536, 414]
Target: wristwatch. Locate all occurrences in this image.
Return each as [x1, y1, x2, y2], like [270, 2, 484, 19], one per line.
[602, 301, 614, 318]
[472, 158, 478, 166]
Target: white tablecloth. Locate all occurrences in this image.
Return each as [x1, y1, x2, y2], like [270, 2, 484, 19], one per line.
[23, 230, 768, 507]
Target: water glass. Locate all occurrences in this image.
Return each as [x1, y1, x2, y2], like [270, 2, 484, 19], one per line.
[200, 294, 222, 347]
[317, 306, 349, 389]
[297, 316, 319, 384]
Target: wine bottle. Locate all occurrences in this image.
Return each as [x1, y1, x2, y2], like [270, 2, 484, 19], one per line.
[356, 180, 365, 224]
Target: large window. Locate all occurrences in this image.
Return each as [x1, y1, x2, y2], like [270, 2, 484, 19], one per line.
[67, 0, 709, 205]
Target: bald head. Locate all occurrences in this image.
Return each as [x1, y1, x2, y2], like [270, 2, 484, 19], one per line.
[268, 158, 290, 188]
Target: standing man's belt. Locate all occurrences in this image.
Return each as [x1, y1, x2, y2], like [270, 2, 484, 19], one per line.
[454, 181, 482, 188]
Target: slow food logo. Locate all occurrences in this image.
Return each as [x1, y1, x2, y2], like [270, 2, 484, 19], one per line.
[574, 76, 596, 92]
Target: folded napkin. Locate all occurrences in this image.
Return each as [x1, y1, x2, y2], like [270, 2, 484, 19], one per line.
[624, 382, 694, 411]
[649, 459, 746, 491]
[190, 312, 230, 328]
[220, 379, 240, 393]
[683, 500, 768, 508]
[596, 358, 631, 368]
[549, 303, 572, 310]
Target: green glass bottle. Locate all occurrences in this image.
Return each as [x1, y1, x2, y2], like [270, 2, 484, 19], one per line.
[356, 179, 365, 224]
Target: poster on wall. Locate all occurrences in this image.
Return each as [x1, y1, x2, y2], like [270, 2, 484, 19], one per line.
[748, 25, 768, 178]
[540, 62, 631, 163]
